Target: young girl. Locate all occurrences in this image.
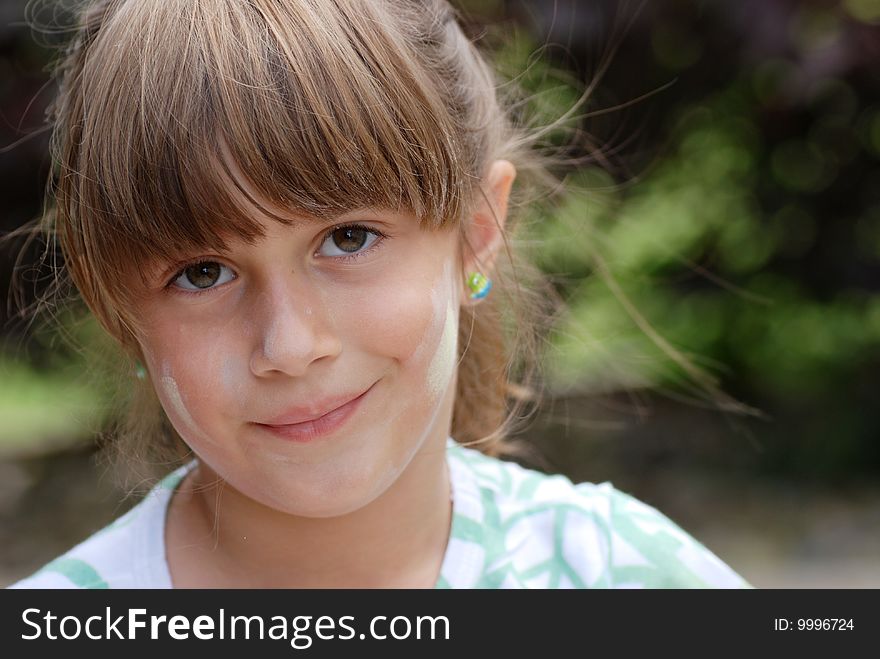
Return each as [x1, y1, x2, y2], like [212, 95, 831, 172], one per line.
[10, 0, 750, 589]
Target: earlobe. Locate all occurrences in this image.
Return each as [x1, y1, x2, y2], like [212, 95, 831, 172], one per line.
[461, 159, 516, 298]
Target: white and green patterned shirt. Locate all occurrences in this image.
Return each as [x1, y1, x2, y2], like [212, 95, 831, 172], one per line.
[9, 438, 750, 589]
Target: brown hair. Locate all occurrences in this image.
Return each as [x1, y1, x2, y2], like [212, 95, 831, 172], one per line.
[17, 0, 565, 482]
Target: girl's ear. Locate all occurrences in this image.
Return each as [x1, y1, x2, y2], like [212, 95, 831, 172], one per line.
[461, 159, 516, 302]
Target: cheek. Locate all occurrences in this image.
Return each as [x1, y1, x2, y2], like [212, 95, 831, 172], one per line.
[158, 373, 203, 438]
[335, 273, 439, 365]
[140, 329, 236, 442]
[426, 298, 457, 398]
[381, 258, 458, 389]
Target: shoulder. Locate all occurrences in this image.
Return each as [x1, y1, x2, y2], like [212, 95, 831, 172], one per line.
[7, 465, 189, 589]
[446, 441, 751, 589]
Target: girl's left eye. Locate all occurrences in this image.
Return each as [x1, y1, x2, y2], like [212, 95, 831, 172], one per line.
[317, 224, 385, 260]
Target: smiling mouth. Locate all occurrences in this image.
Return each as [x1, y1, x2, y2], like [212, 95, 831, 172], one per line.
[254, 383, 374, 443]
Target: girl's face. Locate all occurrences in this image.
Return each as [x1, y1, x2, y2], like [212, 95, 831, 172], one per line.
[135, 199, 464, 518]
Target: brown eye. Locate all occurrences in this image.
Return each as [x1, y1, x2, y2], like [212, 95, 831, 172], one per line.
[172, 261, 235, 292]
[332, 227, 368, 253]
[184, 262, 220, 288]
[318, 224, 382, 259]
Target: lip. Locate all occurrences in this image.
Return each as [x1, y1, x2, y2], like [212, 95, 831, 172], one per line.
[254, 383, 374, 443]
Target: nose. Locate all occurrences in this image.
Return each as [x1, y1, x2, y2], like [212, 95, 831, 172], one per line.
[249, 278, 342, 378]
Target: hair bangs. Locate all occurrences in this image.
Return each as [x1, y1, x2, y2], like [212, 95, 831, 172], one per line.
[203, 0, 473, 222]
[65, 0, 478, 309]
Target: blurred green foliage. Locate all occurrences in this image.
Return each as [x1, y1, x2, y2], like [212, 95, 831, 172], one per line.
[484, 8, 880, 477]
[0, 354, 104, 457]
[532, 89, 880, 395]
[0, 308, 120, 456]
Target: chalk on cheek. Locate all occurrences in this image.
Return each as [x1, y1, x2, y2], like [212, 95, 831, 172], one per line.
[426, 299, 457, 398]
[160, 375, 213, 445]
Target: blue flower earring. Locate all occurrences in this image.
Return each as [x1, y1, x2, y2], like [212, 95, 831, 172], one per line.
[135, 361, 147, 380]
[466, 272, 492, 300]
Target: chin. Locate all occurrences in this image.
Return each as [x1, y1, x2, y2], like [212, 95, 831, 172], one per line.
[252, 462, 395, 519]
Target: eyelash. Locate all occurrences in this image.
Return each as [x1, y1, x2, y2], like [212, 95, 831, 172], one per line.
[166, 223, 388, 297]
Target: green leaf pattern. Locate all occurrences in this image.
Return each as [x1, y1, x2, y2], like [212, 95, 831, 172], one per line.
[10, 439, 751, 589]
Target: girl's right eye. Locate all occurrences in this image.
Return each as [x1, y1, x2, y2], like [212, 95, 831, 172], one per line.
[170, 261, 236, 294]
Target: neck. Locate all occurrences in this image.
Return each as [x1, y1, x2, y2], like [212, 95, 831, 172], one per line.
[167, 434, 453, 588]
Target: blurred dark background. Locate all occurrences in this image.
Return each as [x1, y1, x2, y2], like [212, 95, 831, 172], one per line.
[2, 0, 879, 587]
